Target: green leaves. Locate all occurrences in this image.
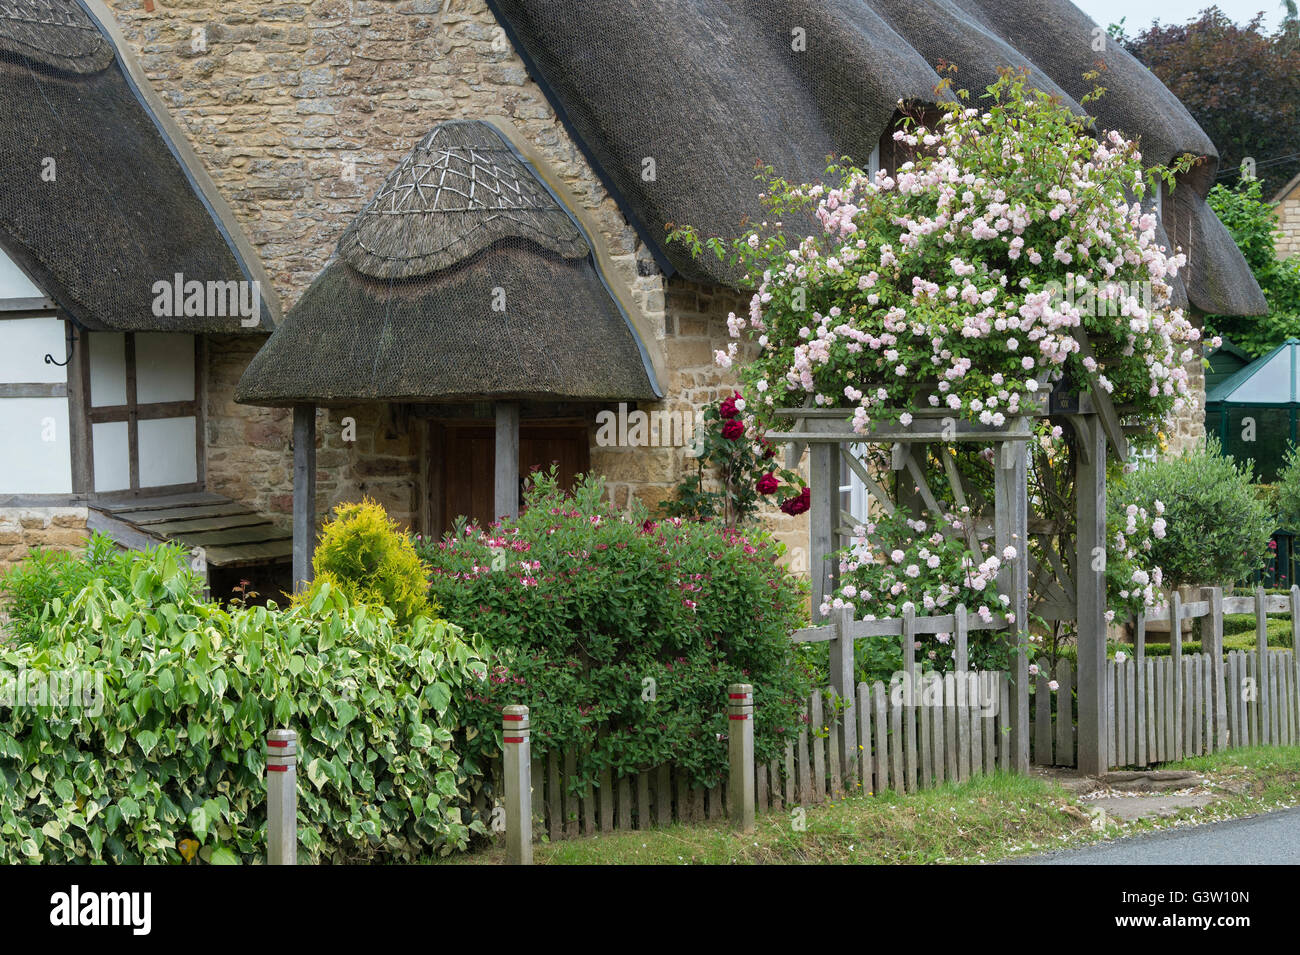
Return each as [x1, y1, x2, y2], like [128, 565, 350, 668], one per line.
[1, 543, 489, 865]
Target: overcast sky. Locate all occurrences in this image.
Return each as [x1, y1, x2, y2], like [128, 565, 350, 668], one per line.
[1076, 0, 1285, 33]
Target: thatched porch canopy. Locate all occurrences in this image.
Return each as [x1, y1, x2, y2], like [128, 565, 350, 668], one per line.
[235, 120, 661, 406]
[0, 0, 272, 332]
[485, 0, 1266, 318]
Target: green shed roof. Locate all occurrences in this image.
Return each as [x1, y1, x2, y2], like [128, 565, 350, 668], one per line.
[1206, 339, 1300, 406]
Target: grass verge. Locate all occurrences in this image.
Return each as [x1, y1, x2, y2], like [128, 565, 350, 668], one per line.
[440, 746, 1300, 865]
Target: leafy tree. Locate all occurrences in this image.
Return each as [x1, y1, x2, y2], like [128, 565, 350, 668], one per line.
[1120, 7, 1300, 195]
[1204, 178, 1300, 356]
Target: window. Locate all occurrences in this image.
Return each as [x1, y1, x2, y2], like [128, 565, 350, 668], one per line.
[83, 331, 201, 495]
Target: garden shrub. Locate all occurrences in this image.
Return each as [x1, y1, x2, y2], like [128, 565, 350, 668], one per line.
[1274, 447, 1300, 532]
[301, 499, 435, 626]
[419, 471, 811, 787]
[1109, 439, 1274, 598]
[0, 545, 490, 863]
[0, 532, 146, 642]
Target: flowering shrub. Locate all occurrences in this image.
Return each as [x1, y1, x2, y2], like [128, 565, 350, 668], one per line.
[419, 471, 810, 786]
[662, 392, 802, 524]
[1109, 440, 1273, 599]
[1102, 487, 1167, 624]
[669, 67, 1211, 628]
[826, 507, 1011, 675]
[672, 68, 1203, 446]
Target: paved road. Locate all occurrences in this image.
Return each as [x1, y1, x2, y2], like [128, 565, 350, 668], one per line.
[1014, 807, 1300, 865]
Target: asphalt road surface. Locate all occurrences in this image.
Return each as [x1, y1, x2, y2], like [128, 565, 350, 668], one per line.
[1015, 807, 1300, 864]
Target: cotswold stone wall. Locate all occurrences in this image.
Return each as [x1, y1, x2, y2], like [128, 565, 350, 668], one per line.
[204, 335, 420, 529]
[1275, 188, 1300, 261]
[0, 508, 89, 576]
[107, 0, 807, 557]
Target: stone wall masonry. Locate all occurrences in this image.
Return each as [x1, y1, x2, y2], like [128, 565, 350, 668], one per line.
[105, 0, 804, 559]
[1275, 192, 1300, 262]
[0, 508, 90, 577]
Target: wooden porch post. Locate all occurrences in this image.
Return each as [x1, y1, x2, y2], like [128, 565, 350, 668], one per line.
[292, 403, 316, 592]
[1074, 414, 1109, 774]
[494, 402, 520, 521]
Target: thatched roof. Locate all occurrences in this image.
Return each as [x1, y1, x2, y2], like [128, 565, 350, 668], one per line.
[0, 0, 271, 332]
[235, 121, 661, 406]
[485, 0, 1267, 318]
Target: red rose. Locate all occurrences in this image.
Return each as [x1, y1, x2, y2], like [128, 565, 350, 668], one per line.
[721, 419, 745, 440]
[780, 486, 811, 516]
[719, 393, 741, 419]
[756, 473, 779, 495]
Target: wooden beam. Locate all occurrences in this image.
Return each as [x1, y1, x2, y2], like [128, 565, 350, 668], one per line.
[1073, 414, 1109, 774]
[494, 402, 520, 521]
[993, 437, 1030, 773]
[1072, 330, 1129, 460]
[809, 442, 838, 620]
[292, 404, 316, 592]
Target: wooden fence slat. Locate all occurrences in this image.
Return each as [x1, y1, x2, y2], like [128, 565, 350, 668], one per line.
[1256, 588, 1270, 746]
[858, 681, 873, 795]
[828, 708, 843, 796]
[1124, 653, 1136, 766]
[1172, 592, 1183, 760]
[982, 675, 993, 779]
[811, 690, 827, 802]
[956, 670, 972, 782]
[532, 756, 546, 839]
[1208, 589, 1227, 752]
[1057, 658, 1075, 768]
[582, 769, 596, 837]
[548, 751, 563, 839]
[797, 702, 813, 804]
[902, 610, 918, 793]
[756, 762, 768, 813]
[932, 676, 946, 785]
[1108, 659, 1118, 769]
[784, 741, 795, 807]
[1034, 660, 1051, 765]
[616, 773, 632, 830]
[1135, 614, 1147, 766]
[970, 688, 983, 777]
[770, 759, 784, 811]
[599, 765, 614, 833]
[563, 750, 580, 838]
[635, 771, 650, 830]
[873, 682, 889, 793]
[890, 691, 904, 793]
[919, 676, 933, 789]
[943, 672, 957, 782]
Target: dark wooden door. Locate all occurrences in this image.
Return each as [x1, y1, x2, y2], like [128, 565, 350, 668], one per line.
[424, 420, 589, 537]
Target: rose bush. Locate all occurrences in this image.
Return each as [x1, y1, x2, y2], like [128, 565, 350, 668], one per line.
[671, 68, 1208, 624]
[419, 471, 811, 788]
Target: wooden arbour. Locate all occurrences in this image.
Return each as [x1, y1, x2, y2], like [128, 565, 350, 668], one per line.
[770, 389, 1129, 775]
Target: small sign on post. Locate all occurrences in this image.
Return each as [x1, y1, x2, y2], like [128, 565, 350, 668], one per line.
[503, 705, 532, 865]
[727, 684, 755, 833]
[266, 729, 298, 865]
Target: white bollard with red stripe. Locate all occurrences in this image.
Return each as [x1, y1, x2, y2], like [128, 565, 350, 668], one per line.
[266, 729, 298, 865]
[502, 705, 532, 865]
[727, 684, 755, 832]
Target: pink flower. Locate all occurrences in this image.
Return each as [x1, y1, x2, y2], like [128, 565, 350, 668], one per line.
[756, 473, 779, 495]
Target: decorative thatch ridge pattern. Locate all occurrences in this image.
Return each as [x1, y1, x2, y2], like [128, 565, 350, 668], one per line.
[236, 120, 660, 405]
[0, 0, 112, 74]
[339, 121, 589, 280]
[485, 0, 1267, 317]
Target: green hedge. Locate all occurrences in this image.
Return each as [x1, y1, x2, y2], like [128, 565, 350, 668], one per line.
[0, 545, 491, 863]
